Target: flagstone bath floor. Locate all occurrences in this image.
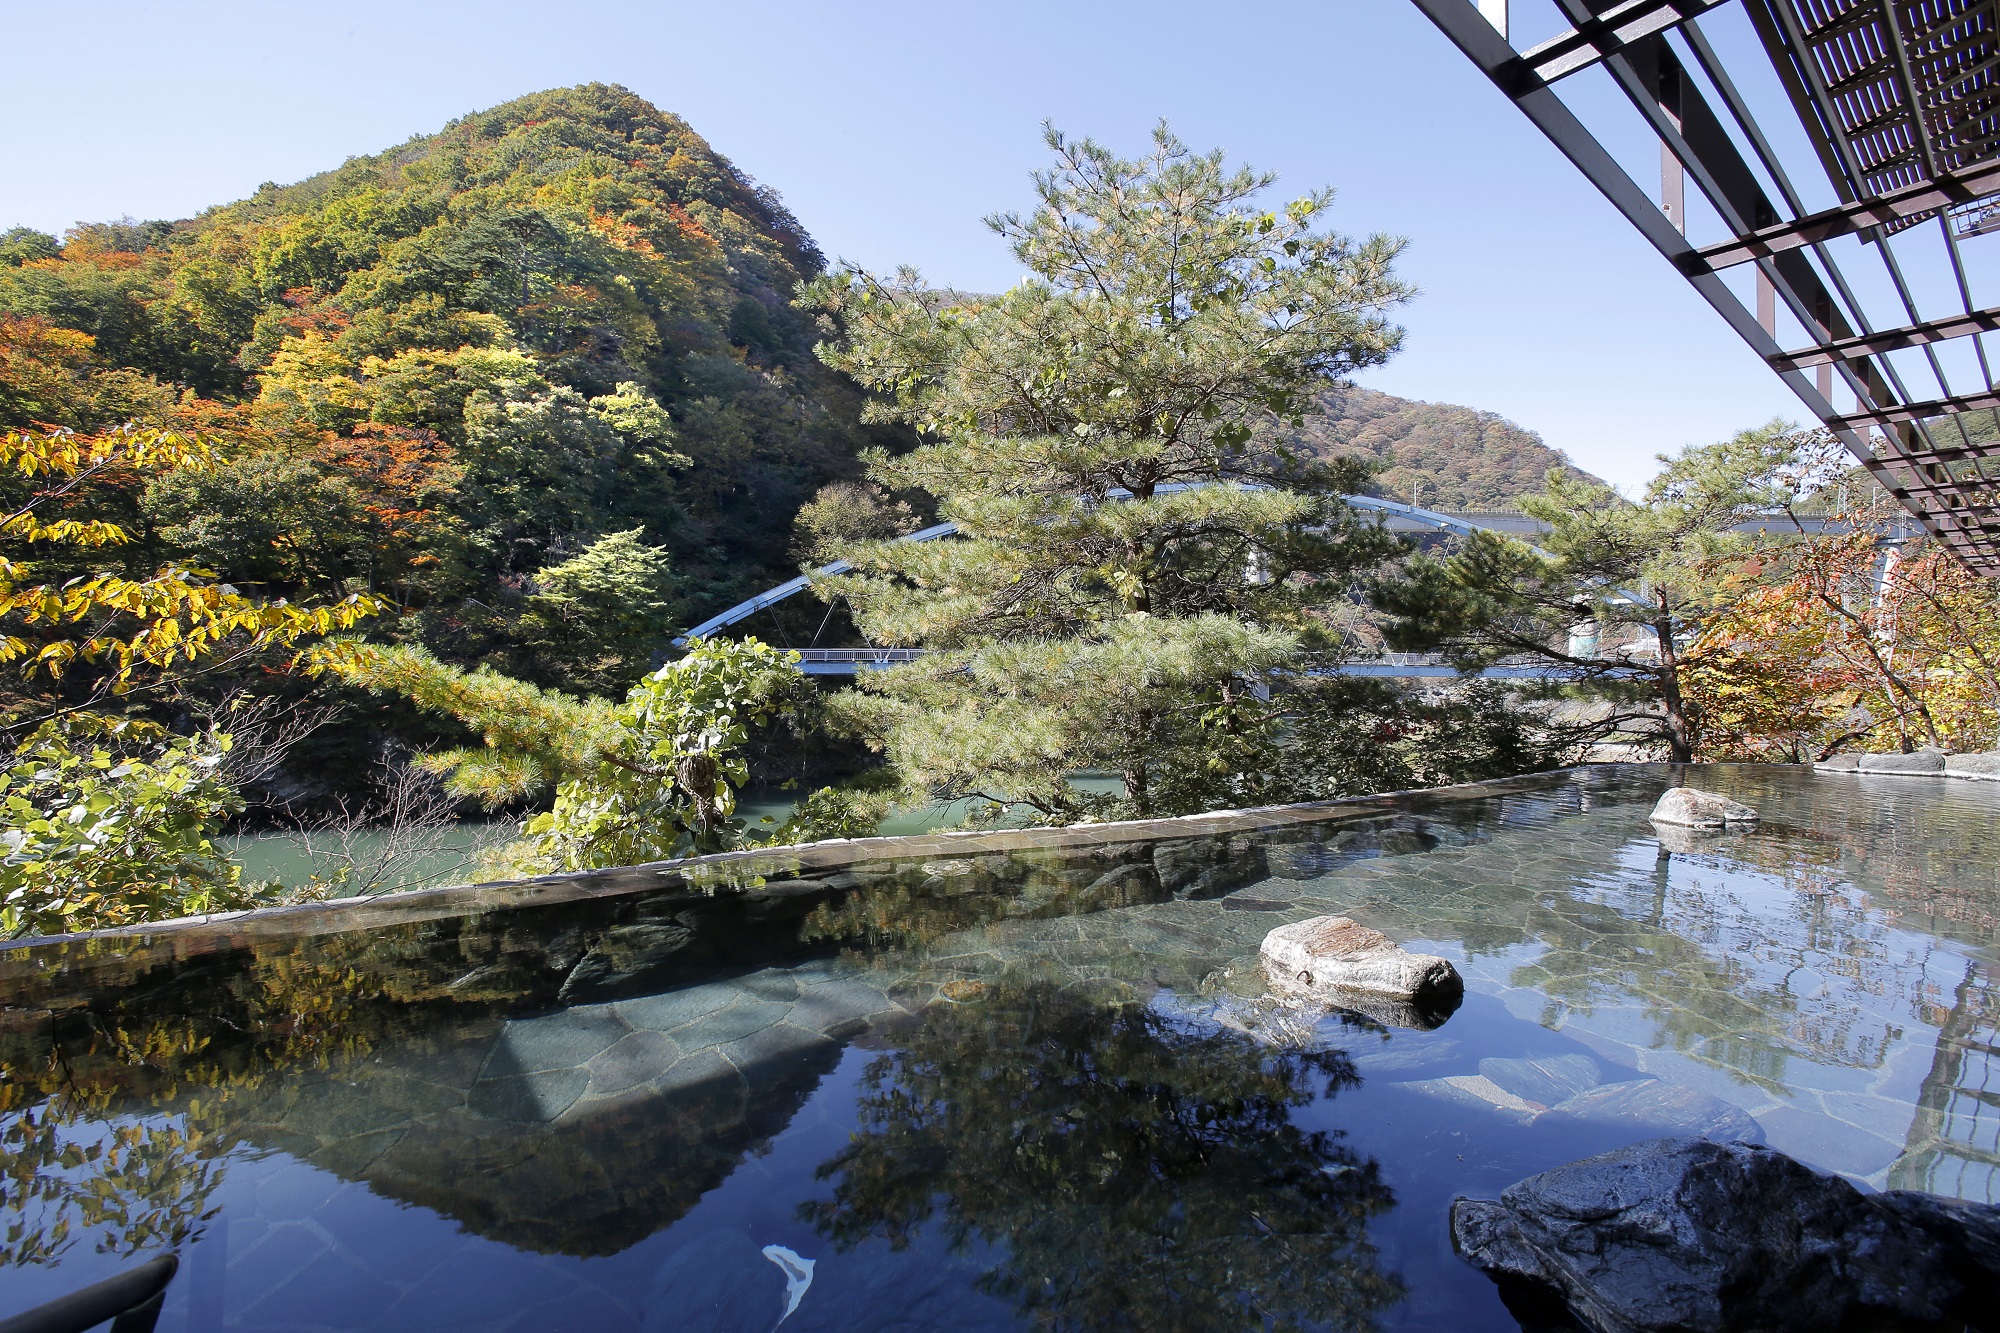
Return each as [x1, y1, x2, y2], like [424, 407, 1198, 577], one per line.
[1, 764, 1994, 1330]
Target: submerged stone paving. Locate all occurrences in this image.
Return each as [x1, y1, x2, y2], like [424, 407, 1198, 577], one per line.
[2, 763, 1997, 1331]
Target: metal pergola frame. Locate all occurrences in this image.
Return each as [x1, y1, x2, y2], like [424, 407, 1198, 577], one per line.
[1413, 0, 2000, 575]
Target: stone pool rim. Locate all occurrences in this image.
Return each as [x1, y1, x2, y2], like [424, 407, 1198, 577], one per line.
[1, 760, 1776, 962]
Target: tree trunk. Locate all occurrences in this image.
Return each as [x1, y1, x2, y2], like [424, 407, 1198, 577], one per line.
[1653, 601, 1695, 763]
[1123, 762, 1149, 818]
[1816, 591, 1944, 750]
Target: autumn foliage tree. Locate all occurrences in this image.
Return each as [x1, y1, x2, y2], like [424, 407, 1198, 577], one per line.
[1375, 422, 1838, 762]
[1, 426, 385, 708]
[1685, 498, 2000, 759]
[0, 425, 385, 936]
[0, 85, 877, 653]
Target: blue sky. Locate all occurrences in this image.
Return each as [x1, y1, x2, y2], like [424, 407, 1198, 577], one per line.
[0, 0, 1830, 490]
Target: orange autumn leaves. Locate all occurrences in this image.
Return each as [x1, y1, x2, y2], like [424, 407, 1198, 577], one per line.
[0, 311, 463, 585]
[1684, 524, 2000, 760]
[0, 314, 466, 703]
[307, 422, 462, 570]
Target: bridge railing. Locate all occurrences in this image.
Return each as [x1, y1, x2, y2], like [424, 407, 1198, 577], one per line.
[681, 482, 1860, 663]
[794, 648, 926, 675]
[790, 647, 1620, 680]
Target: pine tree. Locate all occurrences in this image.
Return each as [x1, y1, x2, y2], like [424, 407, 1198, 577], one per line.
[1374, 420, 1836, 761]
[800, 124, 1416, 821]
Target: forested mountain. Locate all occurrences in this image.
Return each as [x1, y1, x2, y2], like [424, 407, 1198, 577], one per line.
[1284, 385, 1599, 508]
[0, 87, 1592, 806]
[0, 85, 889, 696]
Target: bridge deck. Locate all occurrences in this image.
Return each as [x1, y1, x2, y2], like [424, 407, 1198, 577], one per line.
[676, 487, 1899, 668]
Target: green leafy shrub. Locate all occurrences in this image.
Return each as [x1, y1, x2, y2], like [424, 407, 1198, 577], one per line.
[525, 637, 807, 868]
[0, 719, 270, 939]
[320, 634, 866, 872]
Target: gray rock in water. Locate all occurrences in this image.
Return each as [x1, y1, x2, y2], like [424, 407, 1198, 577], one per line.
[559, 921, 695, 1002]
[1451, 1137, 2000, 1333]
[1260, 916, 1461, 1005]
[1859, 750, 1946, 774]
[1945, 752, 2000, 780]
[1650, 823, 1741, 856]
[1311, 987, 1462, 1032]
[1263, 841, 1347, 880]
[1152, 835, 1266, 900]
[1812, 753, 1860, 772]
[1649, 788, 1759, 828]
[1203, 981, 1461, 1040]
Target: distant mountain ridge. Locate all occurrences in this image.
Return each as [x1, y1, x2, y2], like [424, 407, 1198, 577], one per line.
[1286, 386, 1600, 508]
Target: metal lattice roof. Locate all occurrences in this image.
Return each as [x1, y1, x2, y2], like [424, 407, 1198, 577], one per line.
[1775, 0, 2000, 221]
[1415, 0, 2000, 575]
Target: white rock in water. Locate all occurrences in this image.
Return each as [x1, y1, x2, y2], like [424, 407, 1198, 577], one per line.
[1649, 787, 1759, 827]
[1944, 752, 2000, 780]
[1260, 915, 1460, 1001]
[1401, 1073, 1543, 1123]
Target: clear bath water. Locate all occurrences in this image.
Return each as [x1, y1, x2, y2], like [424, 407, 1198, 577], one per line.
[1, 764, 1994, 1330]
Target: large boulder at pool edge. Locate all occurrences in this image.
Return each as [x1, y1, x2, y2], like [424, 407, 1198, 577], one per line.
[1450, 1137, 2000, 1332]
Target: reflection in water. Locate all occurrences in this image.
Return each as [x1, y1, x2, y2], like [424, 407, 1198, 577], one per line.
[1893, 961, 2000, 1203]
[2, 945, 883, 1259]
[799, 849, 1170, 954]
[806, 982, 1405, 1332]
[0, 766, 1996, 1328]
[1496, 848, 1878, 1094]
[1317, 785, 1960, 1097]
[800, 833, 1269, 955]
[0, 1103, 225, 1267]
[0, 944, 410, 1270]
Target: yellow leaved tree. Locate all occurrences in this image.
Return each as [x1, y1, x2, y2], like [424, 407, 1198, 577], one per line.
[0, 425, 387, 938]
[1, 425, 384, 695]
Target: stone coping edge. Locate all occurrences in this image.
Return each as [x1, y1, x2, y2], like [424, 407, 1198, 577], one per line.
[1812, 760, 2000, 779]
[0, 762, 1668, 963]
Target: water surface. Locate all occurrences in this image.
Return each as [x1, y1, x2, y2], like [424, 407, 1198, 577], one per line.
[2, 764, 1994, 1330]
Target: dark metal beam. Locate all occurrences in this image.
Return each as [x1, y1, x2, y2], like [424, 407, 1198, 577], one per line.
[1512, 0, 1731, 83]
[1694, 159, 2000, 269]
[1581, 26, 1938, 456]
[1416, 0, 2000, 564]
[1407, 0, 1806, 384]
[1890, 438, 2000, 466]
[1412, 0, 1998, 573]
[1771, 305, 2000, 371]
[1831, 389, 2000, 432]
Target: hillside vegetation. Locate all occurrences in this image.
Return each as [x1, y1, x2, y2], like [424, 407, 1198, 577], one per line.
[0, 84, 885, 701]
[6, 95, 1985, 928]
[0, 87, 1595, 812]
[1286, 385, 1599, 508]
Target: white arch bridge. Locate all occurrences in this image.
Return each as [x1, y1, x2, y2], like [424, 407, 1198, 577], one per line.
[671, 490, 1856, 678]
